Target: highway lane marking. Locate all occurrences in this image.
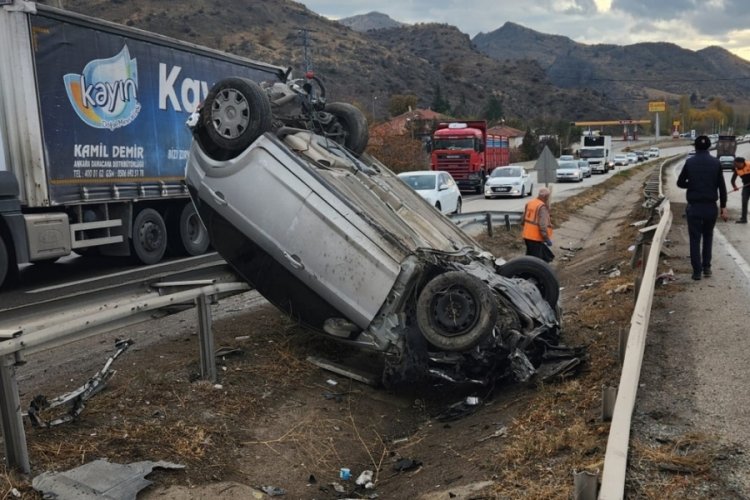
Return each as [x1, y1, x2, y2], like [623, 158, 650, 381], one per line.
[714, 228, 750, 283]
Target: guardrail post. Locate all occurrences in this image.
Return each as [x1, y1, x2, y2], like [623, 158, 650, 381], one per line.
[196, 294, 217, 382]
[0, 354, 30, 474]
[573, 469, 599, 500]
[602, 386, 617, 421]
[504, 214, 511, 231]
[485, 212, 493, 236]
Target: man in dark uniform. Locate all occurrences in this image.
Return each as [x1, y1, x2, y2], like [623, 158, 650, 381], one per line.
[677, 135, 728, 280]
[731, 156, 750, 223]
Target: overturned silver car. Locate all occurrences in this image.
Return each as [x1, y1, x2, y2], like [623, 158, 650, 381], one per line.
[185, 76, 578, 386]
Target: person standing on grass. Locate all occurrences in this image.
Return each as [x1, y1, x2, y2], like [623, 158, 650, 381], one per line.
[676, 135, 728, 280]
[522, 186, 554, 262]
[731, 156, 750, 223]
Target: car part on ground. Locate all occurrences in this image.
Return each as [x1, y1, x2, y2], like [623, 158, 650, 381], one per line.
[186, 77, 582, 388]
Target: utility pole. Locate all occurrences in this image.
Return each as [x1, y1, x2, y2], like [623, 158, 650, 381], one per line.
[295, 27, 317, 75]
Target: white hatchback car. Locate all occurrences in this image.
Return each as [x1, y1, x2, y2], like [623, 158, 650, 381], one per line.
[484, 165, 534, 198]
[398, 171, 462, 214]
[613, 154, 629, 166]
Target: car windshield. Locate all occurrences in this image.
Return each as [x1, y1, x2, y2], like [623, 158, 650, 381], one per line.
[400, 174, 437, 190]
[558, 161, 578, 169]
[491, 168, 522, 178]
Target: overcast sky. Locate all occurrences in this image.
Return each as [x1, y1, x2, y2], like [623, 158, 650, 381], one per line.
[301, 0, 750, 62]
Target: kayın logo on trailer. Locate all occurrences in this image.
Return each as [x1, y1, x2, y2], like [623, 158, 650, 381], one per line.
[63, 46, 141, 130]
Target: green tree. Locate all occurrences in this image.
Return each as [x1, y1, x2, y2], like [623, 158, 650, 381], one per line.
[388, 94, 418, 117]
[520, 127, 539, 161]
[431, 84, 450, 113]
[482, 94, 503, 122]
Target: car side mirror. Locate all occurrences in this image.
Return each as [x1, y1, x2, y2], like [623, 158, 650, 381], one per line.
[438, 183, 449, 191]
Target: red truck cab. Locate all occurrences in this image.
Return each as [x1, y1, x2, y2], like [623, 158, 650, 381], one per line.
[430, 121, 509, 193]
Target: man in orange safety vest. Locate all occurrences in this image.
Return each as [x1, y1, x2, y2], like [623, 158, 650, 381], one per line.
[522, 186, 554, 262]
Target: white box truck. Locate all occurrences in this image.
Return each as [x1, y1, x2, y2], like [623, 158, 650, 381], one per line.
[579, 135, 613, 174]
[0, 1, 288, 287]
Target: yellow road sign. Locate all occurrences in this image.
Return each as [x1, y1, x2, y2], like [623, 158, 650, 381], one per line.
[648, 101, 666, 112]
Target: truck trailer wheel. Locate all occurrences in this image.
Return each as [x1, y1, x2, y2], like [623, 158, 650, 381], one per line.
[497, 256, 560, 308]
[131, 208, 167, 265]
[416, 271, 498, 351]
[324, 102, 369, 156]
[167, 203, 210, 256]
[0, 237, 9, 288]
[198, 77, 272, 160]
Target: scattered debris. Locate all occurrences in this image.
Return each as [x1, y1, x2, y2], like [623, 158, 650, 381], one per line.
[261, 485, 286, 496]
[32, 459, 184, 500]
[308, 356, 379, 386]
[434, 398, 482, 422]
[27, 339, 133, 428]
[215, 346, 243, 358]
[340, 468, 351, 480]
[323, 391, 345, 402]
[477, 427, 508, 442]
[393, 458, 422, 472]
[331, 482, 346, 493]
[326, 379, 338, 386]
[356, 470, 374, 488]
[608, 283, 633, 294]
[656, 269, 676, 285]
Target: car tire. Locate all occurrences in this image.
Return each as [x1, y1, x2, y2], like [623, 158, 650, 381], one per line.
[528, 184, 534, 197]
[497, 256, 560, 308]
[416, 271, 498, 351]
[167, 202, 210, 256]
[131, 208, 167, 265]
[324, 102, 369, 156]
[519, 186, 526, 198]
[198, 77, 272, 160]
[454, 197, 462, 214]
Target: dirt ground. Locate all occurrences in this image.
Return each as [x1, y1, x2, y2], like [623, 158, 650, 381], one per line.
[2, 164, 728, 499]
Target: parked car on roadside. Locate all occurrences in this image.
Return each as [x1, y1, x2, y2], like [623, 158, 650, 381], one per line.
[184, 76, 579, 388]
[556, 160, 584, 182]
[398, 170, 462, 214]
[484, 165, 534, 198]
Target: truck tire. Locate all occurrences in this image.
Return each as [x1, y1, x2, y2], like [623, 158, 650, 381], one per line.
[131, 208, 167, 265]
[167, 202, 210, 256]
[497, 256, 559, 308]
[416, 271, 498, 352]
[0, 237, 8, 288]
[198, 77, 272, 160]
[324, 102, 369, 156]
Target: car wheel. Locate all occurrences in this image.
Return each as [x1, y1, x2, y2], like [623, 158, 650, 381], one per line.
[528, 184, 534, 197]
[131, 208, 167, 265]
[324, 102, 369, 156]
[416, 271, 498, 351]
[519, 186, 526, 198]
[497, 256, 560, 308]
[167, 202, 210, 256]
[454, 197, 462, 214]
[198, 77, 272, 160]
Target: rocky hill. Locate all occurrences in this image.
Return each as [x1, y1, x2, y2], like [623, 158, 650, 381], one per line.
[36, 1, 750, 127]
[337, 11, 404, 32]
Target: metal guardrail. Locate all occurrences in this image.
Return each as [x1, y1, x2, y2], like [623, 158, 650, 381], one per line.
[449, 210, 523, 233]
[597, 157, 678, 499]
[0, 262, 251, 474]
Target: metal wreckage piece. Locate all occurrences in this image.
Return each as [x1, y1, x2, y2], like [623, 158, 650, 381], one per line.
[27, 339, 133, 428]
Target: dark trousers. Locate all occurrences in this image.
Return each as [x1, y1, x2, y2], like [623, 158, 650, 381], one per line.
[525, 239, 554, 262]
[741, 186, 750, 221]
[685, 203, 718, 274]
